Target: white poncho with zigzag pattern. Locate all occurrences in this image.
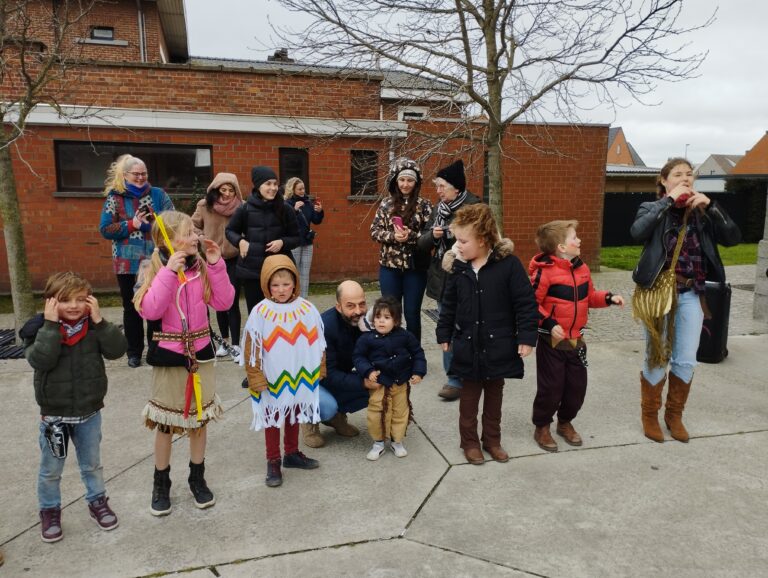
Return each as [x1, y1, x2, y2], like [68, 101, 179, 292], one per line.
[242, 298, 326, 430]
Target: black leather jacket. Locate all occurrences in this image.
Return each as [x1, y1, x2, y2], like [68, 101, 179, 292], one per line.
[630, 197, 741, 289]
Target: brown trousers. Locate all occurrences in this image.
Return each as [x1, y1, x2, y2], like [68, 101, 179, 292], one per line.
[459, 378, 504, 450]
[367, 383, 409, 442]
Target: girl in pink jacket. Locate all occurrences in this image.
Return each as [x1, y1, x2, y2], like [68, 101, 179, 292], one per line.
[133, 210, 234, 517]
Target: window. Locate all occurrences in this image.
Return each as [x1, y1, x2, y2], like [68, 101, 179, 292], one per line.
[90, 26, 114, 41]
[351, 150, 379, 196]
[54, 141, 213, 194]
[397, 106, 429, 121]
[279, 148, 309, 191]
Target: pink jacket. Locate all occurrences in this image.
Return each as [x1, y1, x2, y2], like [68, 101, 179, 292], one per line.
[139, 259, 235, 355]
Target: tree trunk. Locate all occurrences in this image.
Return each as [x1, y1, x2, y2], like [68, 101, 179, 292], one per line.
[0, 145, 37, 340]
[485, 125, 504, 236]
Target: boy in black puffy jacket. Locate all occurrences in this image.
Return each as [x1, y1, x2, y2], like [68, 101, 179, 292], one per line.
[353, 296, 427, 461]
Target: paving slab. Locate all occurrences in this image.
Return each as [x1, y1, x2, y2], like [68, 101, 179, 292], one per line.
[198, 539, 531, 578]
[405, 432, 768, 578]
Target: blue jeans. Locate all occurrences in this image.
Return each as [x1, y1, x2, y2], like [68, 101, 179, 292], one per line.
[318, 386, 339, 422]
[642, 290, 704, 385]
[378, 266, 428, 341]
[38, 411, 106, 509]
[437, 301, 462, 389]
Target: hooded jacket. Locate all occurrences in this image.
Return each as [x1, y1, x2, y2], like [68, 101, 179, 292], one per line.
[436, 239, 538, 380]
[21, 315, 128, 417]
[529, 253, 610, 339]
[225, 193, 300, 280]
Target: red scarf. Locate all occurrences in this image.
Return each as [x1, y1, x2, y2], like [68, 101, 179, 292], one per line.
[59, 317, 89, 346]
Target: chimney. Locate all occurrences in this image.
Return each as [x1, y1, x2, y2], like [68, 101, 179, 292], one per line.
[267, 48, 294, 63]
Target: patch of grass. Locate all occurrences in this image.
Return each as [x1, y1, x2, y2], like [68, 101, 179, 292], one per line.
[600, 243, 758, 271]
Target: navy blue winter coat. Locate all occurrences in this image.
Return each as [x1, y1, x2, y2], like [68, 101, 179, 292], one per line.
[286, 195, 324, 246]
[353, 326, 427, 387]
[320, 307, 370, 414]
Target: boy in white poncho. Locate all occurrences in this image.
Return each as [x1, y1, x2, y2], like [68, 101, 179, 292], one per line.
[242, 255, 326, 487]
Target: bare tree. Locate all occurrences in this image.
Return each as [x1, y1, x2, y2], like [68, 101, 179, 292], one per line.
[273, 0, 712, 228]
[1, 0, 96, 337]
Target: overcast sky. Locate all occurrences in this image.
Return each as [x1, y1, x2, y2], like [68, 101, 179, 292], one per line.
[185, 0, 768, 169]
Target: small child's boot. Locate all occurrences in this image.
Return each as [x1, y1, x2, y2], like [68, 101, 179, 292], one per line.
[188, 460, 215, 509]
[40, 507, 63, 543]
[150, 465, 172, 516]
[283, 451, 319, 469]
[266, 458, 283, 487]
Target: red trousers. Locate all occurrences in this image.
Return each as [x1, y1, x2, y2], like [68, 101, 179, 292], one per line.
[264, 421, 299, 461]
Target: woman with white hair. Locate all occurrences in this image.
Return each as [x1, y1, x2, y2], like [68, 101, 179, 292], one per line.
[99, 154, 174, 368]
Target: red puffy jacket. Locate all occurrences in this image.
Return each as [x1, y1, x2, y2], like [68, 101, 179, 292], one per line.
[528, 253, 610, 339]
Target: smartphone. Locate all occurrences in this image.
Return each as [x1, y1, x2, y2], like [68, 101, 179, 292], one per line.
[391, 216, 404, 229]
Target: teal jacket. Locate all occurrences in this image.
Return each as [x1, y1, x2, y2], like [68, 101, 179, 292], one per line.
[21, 315, 128, 417]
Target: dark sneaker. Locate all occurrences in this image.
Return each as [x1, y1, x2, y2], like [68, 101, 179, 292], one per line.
[88, 497, 119, 531]
[40, 507, 63, 543]
[188, 461, 215, 509]
[150, 466, 172, 516]
[282, 451, 319, 470]
[127, 356, 141, 368]
[265, 458, 283, 487]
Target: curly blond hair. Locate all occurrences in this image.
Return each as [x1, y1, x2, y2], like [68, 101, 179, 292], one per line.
[450, 203, 499, 250]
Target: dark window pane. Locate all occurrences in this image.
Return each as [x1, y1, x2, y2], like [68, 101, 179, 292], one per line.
[279, 148, 309, 192]
[54, 141, 213, 194]
[351, 150, 378, 196]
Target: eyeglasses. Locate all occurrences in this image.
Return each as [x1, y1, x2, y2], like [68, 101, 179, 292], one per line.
[126, 172, 148, 178]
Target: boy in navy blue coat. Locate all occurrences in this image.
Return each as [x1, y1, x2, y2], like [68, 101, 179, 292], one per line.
[353, 296, 427, 460]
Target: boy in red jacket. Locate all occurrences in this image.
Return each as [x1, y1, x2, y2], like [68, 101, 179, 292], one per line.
[529, 221, 624, 452]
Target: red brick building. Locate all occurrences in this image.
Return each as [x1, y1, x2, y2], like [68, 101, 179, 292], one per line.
[1, 0, 609, 291]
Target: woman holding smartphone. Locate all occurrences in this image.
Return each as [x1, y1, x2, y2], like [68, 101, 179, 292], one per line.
[284, 177, 324, 298]
[99, 154, 174, 367]
[370, 158, 433, 340]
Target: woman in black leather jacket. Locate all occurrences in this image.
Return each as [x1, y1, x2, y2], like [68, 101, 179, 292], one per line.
[631, 157, 740, 444]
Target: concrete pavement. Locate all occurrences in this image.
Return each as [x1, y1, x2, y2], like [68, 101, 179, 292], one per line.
[1, 266, 767, 577]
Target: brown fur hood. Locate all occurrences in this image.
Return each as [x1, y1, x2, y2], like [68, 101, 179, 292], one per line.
[441, 238, 515, 272]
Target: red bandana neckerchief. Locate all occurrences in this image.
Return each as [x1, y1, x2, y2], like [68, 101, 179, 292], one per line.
[59, 317, 89, 346]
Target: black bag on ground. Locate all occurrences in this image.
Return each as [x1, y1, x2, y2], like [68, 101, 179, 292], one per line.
[697, 281, 732, 364]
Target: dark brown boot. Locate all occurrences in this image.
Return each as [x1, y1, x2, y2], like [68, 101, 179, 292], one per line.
[322, 413, 359, 437]
[640, 372, 665, 443]
[665, 373, 692, 442]
[533, 425, 558, 452]
[464, 447, 485, 465]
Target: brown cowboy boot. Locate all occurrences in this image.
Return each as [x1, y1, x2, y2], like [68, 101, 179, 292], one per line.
[665, 372, 692, 442]
[640, 372, 665, 443]
[322, 412, 360, 437]
[301, 423, 325, 448]
[534, 425, 558, 452]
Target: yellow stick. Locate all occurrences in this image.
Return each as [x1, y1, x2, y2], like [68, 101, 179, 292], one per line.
[193, 373, 203, 421]
[155, 214, 187, 283]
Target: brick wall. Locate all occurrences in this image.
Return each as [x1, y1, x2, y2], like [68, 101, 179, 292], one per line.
[0, 123, 608, 292]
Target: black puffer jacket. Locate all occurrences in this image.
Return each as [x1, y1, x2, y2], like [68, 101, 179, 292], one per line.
[353, 326, 427, 387]
[225, 193, 300, 280]
[436, 239, 538, 380]
[286, 195, 324, 246]
[21, 315, 128, 417]
[417, 191, 481, 301]
[630, 198, 740, 288]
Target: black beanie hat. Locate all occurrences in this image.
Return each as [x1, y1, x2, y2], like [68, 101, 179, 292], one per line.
[251, 166, 278, 192]
[436, 159, 466, 192]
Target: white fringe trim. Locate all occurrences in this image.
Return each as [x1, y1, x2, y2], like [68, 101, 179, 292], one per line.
[142, 393, 223, 431]
[249, 397, 320, 432]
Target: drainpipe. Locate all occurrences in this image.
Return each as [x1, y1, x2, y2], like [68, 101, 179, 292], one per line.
[136, 0, 147, 62]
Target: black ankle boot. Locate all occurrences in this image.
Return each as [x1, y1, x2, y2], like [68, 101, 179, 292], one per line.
[151, 466, 172, 516]
[265, 458, 283, 487]
[188, 460, 215, 509]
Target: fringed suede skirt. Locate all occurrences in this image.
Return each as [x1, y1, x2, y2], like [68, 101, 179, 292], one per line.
[142, 361, 222, 434]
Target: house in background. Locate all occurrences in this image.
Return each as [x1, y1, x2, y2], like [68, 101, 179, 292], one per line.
[602, 127, 659, 246]
[726, 132, 768, 242]
[694, 154, 743, 193]
[1, 0, 610, 291]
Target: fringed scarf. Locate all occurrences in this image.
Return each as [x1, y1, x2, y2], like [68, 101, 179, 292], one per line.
[243, 298, 326, 430]
[433, 191, 467, 259]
